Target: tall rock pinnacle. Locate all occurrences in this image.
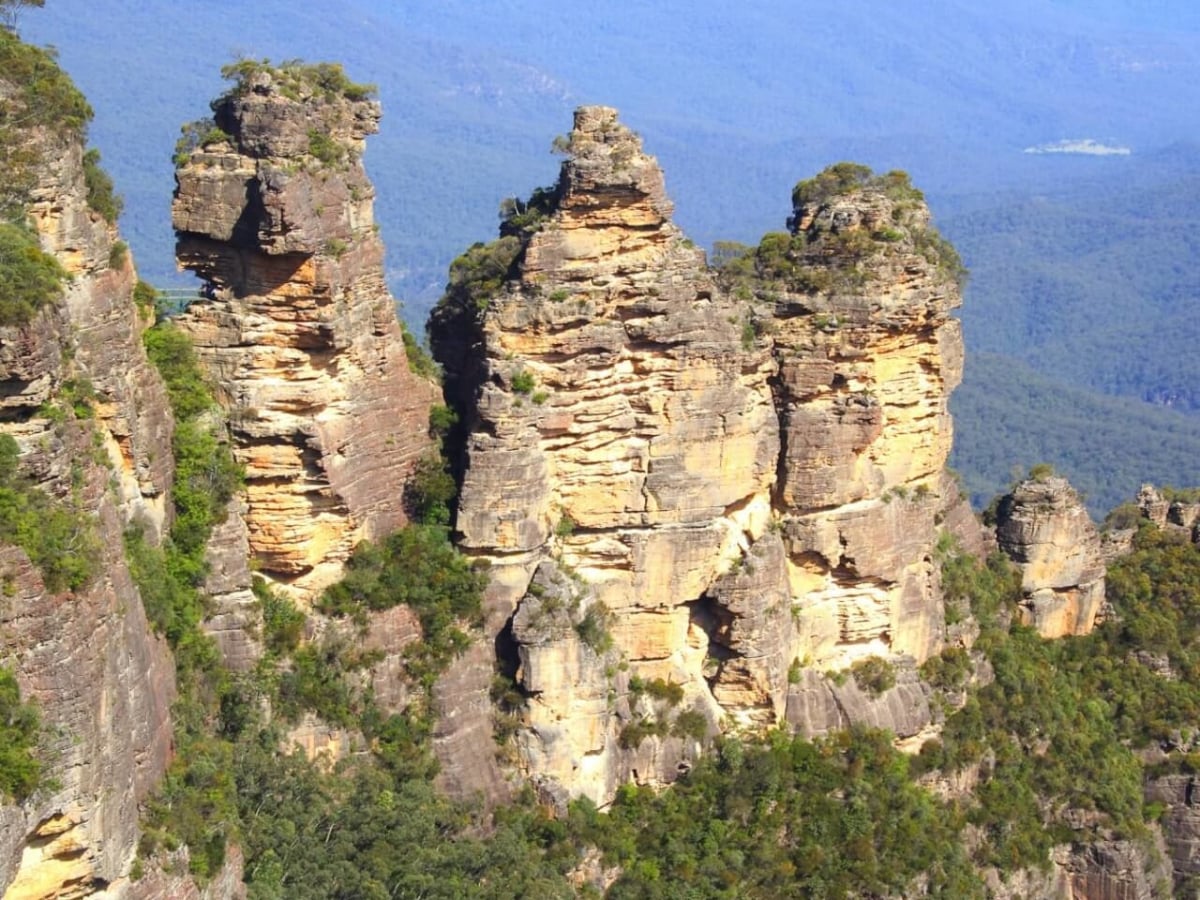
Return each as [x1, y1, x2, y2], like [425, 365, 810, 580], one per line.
[432, 112, 976, 805]
[171, 62, 437, 598]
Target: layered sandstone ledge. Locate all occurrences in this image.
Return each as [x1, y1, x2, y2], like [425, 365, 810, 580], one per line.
[172, 65, 437, 599]
[431, 107, 979, 804]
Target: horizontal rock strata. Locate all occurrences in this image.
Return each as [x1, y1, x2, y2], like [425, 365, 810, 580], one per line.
[432, 109, 972, 803]
[172, 67, 437, 600]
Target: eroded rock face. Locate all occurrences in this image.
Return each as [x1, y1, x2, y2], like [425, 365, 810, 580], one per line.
[431, 108, 970, 803]
[995, 475, 1105, 638]
[1146, 774, 1200, 892]
[25, 141, 174, 539]
[0, 116, 177, 897]
[433, 106, 775, 803]
[172, 68, 437, 600]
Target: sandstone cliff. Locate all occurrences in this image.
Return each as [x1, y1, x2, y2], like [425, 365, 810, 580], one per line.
[431, 109, 973, 804]
[995, 473, 1105, 638]
[0, 89, 177, 897]
[172, 63, 438, 602]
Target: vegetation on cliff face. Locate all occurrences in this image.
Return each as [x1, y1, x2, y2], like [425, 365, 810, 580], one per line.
[316, 524, 486, 685]
[0, 221, 68, 324]
[133, 318, 245, 878]
[217, 57, 377, 104]
[0, 23, 90, 215]
[136, 321, 240, 642]
[0, 665, 43, 801]
[0, 433, 96, 592]
[717, 163, 965, 300]
[909, 525, 1200, 879]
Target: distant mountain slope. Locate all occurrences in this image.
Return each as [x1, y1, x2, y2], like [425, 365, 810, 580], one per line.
[950, 353, 1200, 516]
[942, 147, 1200, 413]
[24, 0, 1200, 318]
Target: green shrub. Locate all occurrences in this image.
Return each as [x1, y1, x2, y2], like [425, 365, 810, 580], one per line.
[0, 28, 91, 138]
[643, 677, 684, 706]
[173, 118, 227, 166]
[851, 655, 896, 696]
[0, 222, 67, 326]
[0, 666, 42, 801]
[132, 280, 157, 317]
[498, 185, 557, 236]
[275, 637, 365, 727]
[428, 404, 457, 440]
[253, 576, 305, 656]
[400, 323, 440, 381]
[123, 526, 205, 649]
[740, 316, 757, 350]
[218, 58, 376, 104]
[143, 322, 216, 419]
[920, 646, 972, 691]
[619, 716, 669, 749]
[575, 602, 614, 654]
[307, 129, 344, 166]
[82, 148, 122, 223]
[510, 369, 536, 394]
[1028, 462, 1055, 482]
[317, 525, 485, 682]
[671, 709, 708, 742]
[405, 453, 456, 526]
[791, 162, 874, 208]
[322, 237, 348, 258]
[442, 236, 522, 313]
[137, 321, 240, 633]
[0, 29, 92, 216]
[0, 434, 97, 592]
[788, 657, 803, 684]
[108, 239, 128, 269]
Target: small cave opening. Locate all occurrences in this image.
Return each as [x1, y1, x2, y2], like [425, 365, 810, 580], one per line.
[686, 594, 737, 689]
[494, 614, 523, 684]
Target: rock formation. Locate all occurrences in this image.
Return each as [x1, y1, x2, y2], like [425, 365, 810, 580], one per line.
[1138, 483, 1200, 544]
[1146, 774, 1200, 892]
[0, 107, 176, 897]
[995, 473, 1106, 638]
[172, 63, 438, 601]
[431, 108, 973, 803]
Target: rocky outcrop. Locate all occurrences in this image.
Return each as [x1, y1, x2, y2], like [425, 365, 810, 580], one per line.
[995, 474, 1105, 638]
[123, 844, 247, 900]
[1138, 484, 1200, 544]
[0, 116, 177, 896]
[1057, 837, 1171, 900]
[172, 65, 437, 600]
[431, 109, 971, 803]
[785, 661, 938, 744]
[433, 106, 775, 803]
[1146, 774, 1200, 892]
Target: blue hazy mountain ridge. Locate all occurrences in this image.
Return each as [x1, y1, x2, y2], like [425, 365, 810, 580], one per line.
[951, 353, 1200, 515]
[25, 0, 1200, 304]
[944, 146, 1200, 413]
[21, 0, 1200, 514]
